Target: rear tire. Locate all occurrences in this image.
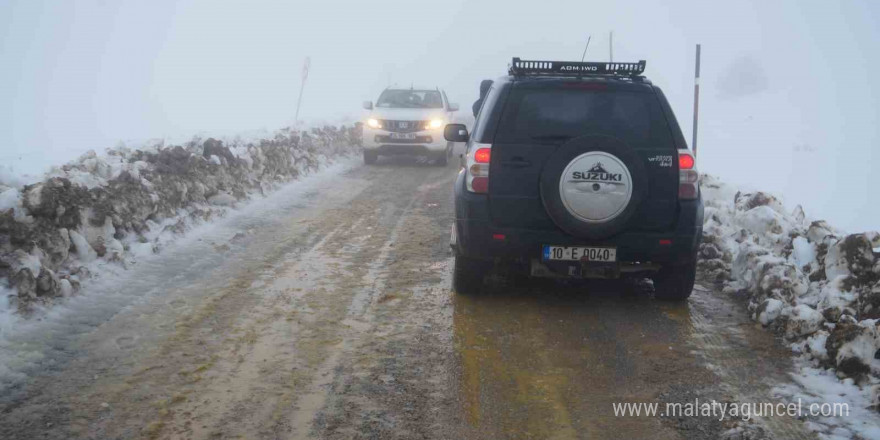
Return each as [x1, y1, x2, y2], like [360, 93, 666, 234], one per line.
[364, 150, 378, 165]
[453, 254, 488, 295]
[652, 258, 697, 301]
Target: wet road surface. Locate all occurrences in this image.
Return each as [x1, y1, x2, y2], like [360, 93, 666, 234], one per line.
[0, 153, 818, 439]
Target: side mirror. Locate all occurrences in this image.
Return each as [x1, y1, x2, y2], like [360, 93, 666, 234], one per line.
[448, 103, 459, 112]
[362, 101, 373, 110]
[444, 124, 469, 142]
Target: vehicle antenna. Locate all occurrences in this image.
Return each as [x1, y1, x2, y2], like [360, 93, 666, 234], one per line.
[580, 35, 592, 62]
[609, 31, 613, 62]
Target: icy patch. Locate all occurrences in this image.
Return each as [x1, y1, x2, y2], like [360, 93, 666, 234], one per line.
[69, 230, 97, 263]
[792, 236, 816, 271]
[775, 361, 880, 440]
[0, 188, 21, 215]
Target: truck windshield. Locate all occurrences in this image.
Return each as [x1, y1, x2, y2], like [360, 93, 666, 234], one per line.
[376, 90, 443, 109]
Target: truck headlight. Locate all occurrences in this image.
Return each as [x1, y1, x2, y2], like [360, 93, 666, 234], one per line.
[367, 118, 382, 129]
[428, 119, 444, 129]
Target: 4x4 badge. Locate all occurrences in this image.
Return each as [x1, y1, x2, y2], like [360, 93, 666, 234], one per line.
[572, 162, 623, 182]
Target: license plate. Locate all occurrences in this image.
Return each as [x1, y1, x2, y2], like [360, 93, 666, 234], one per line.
[390, 132, 416, 140]
[543, 245, 617, 262]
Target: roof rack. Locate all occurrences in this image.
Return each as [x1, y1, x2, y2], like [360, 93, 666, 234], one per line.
[509, 57, 646, 77]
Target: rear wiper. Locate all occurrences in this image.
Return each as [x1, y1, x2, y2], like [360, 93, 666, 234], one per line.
[530, 135, 571, 141]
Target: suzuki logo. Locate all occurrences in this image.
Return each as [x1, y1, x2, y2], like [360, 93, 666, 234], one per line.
[571, 162, 623, 182]
[398, 122, 408, 129]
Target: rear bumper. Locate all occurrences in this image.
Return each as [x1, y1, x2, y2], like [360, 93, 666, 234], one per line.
[452, 170, 704, 264]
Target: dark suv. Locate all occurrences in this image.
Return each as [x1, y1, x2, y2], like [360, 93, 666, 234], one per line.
[445, 58, 703, 300]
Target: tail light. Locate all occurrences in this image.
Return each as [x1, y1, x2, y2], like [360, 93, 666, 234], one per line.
[466, 143, 492, 193]
[678, 151, 699, 200]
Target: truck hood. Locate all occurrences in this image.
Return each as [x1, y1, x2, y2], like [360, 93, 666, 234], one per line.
[368, 107, 446, 121]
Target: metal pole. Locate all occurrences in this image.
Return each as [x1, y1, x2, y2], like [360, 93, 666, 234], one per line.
[692, 45, 701, 157]
[295, 56, 310, 124]
[609, 31, 613, 62]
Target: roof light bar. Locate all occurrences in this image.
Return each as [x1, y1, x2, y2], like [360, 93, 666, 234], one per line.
[509, 58, 646, 77]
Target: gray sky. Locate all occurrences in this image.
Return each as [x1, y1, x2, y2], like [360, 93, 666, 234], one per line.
[1, 0, 878, 232]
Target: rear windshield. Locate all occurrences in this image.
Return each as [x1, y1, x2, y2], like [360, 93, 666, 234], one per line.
[496, 87, 673, 149]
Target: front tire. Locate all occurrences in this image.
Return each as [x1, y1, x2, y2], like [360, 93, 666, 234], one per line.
[652, 258, 697, 301]
[364, 150, 378, 165]
[453, 254, 488, 295]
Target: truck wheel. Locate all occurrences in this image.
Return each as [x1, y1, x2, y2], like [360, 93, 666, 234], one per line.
[652, 258, 696, 301]
[434, 151, 448, 166]
[364, 151, 378, 165]
[453, 254, 488, 295]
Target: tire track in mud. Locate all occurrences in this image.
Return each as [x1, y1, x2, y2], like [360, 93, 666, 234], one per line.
[103, 162, 455, 440]
[0, 156, 829, 440]
[309, 173, 461, 440]
[0, 160, 456, 440]
[74, 204, 374, 439]
[663, 281, 818, 439]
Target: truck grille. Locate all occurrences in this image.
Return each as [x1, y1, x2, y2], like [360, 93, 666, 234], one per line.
[381, 120, 428, 133]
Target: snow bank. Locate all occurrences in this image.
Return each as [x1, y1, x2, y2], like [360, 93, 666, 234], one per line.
[0, 124, 361, 315]
[699, 174, 880, 414]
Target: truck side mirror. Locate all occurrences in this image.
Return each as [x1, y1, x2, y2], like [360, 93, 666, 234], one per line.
[362, 101, 373, 110]
[448, 103, 459, 112]
[444, 124, 469, 142]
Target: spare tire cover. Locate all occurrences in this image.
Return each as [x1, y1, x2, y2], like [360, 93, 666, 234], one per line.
[540, 135, 645, 239]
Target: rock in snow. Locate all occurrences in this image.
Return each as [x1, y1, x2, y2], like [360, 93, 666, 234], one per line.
[825, 233, 875, 280]
[0, 124, 361, 312]
[757, 298, 784, 326]
[784, 304, 825, 340]
[208, 192, 236, 206]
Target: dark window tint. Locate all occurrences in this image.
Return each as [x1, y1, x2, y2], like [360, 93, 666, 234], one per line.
[496, 88, 672, 149]
[472, 85, 504, 143]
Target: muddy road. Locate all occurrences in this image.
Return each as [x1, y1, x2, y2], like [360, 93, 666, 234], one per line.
[1, 154, 818, 439]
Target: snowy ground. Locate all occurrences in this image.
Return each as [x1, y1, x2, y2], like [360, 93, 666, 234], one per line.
[0, 156, 821, 439]
[699, 175, 880, 438]
[0, 156, 361, 389]
[0, 124, 360, 336]
[2, 132, 879, 437]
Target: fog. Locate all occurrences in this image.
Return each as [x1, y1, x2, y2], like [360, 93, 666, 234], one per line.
[1, 0, 877, 232]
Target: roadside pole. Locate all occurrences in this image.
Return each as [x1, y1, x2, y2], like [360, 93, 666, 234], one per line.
[295, 56, 311, 125]
[692, 44, 701, 157]
[609, 31, 613, 62]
